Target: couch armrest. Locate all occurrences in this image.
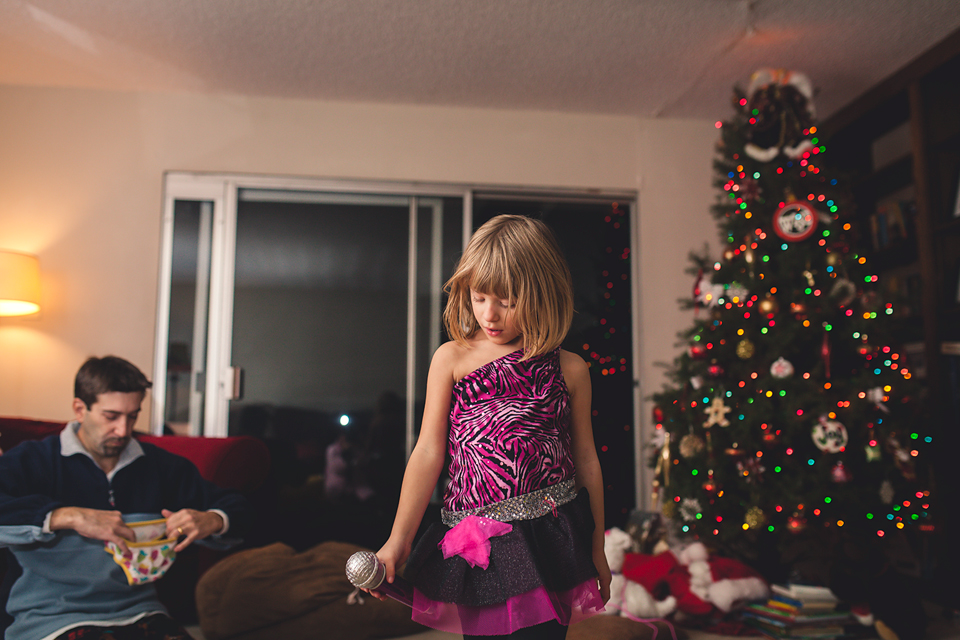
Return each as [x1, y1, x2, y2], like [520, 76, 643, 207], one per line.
[0, 417, 64, 452]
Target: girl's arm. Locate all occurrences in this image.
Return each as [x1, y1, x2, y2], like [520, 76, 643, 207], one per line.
[562, 350, 612, 604]
[374, 342, 457, 589]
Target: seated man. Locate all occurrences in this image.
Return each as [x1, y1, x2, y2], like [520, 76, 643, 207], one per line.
[0, 356, 251, 640]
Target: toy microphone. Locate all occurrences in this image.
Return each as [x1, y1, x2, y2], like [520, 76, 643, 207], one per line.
[345, 551, 414, 607]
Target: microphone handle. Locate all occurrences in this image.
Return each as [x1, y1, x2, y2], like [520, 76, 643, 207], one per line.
[374, 574, 414, 607]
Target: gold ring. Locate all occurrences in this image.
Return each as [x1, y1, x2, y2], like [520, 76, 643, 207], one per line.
[177, 526, 184, 535]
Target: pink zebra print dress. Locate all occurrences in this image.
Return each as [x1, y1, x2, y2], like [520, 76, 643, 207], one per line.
[404, 348, 605, 636]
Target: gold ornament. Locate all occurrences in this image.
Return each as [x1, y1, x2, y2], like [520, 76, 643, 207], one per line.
[737, 338, 755, 359]
[679, 433, 706, 458]
[745, 506, 766, 529]
[758, 295, 778, 315]
[723, 248, 736, 262]
[825, 252, 841, 267]
[662, 500, 677, 519]
[652, 431, 671, 494]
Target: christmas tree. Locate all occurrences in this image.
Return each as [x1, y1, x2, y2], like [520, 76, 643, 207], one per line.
[649, 69, 934, 576]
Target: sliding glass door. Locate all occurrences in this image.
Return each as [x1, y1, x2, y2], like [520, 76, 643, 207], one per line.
[154, 174, 639, 544]
[154, 175, 466, 450]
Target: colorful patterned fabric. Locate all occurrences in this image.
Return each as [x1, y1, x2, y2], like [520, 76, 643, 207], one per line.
[444, 349, 575, 512]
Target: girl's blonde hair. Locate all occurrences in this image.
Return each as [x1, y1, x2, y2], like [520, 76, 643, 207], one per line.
[443, 215, 574, 358]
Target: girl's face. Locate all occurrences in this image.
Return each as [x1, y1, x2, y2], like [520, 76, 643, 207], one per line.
[470, 289, 521, 347]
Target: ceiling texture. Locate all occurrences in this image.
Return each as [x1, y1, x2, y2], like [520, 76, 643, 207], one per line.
[2, 0, 960, 122]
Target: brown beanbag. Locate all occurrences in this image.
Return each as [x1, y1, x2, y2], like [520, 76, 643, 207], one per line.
[196, 541, 427, 640]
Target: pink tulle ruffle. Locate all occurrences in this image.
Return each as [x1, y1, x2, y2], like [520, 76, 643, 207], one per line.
[439, 515, 513, 569]
[412, 579, 606, 636]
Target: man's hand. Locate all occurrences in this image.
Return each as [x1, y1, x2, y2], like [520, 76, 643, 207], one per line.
[49, 507, 136, 554]
[162, 508, 224, 553]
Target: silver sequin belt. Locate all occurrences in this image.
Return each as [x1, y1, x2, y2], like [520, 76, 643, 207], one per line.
[441, 478, 577, 527]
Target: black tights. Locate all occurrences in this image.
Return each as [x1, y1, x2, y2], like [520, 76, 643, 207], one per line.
[464, 619, 567, 640]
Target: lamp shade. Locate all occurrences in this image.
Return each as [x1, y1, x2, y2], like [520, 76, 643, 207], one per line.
[0, 250, 41, 316]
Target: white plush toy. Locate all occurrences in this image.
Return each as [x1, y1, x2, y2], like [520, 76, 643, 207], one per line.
[603, 528, 677, 619]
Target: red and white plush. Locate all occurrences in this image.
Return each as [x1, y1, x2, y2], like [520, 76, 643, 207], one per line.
[603, 528, 677, 619]
[604, 530, 769, 620]
[665, 542, 769, 616]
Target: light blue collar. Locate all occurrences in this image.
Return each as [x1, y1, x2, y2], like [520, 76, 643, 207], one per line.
[60, 421, 145, 481]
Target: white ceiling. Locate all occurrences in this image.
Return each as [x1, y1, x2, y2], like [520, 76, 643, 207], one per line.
[2, 0, 960, 121]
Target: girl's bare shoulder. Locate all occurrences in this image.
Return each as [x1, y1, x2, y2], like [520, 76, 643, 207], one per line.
[559, 349, 588, 372]
[559, 349, 590, 391]
[433, 339, 467, 368]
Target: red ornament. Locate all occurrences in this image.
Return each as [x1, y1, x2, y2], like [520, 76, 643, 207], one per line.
[773, 201, 818, 242]
[653, 406, 665, 424]
[857, 343, 878, 358]
[761, 424, 780, 445]
[690, 344, 708, 360]
[707, 362, 725, 377]
[702, 470, 718, 494]
[739, 177, 761, 203]
[787, 512, 807, 532]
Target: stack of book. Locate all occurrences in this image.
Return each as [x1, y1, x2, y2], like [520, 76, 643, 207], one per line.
[741, 583, 852, 639]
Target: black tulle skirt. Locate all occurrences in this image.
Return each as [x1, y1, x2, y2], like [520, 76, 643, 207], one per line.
[403, 488, 605, 635]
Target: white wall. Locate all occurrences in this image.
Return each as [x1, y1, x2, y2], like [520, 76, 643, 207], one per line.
[0, 85, 717, 506]
[635, 119, 719, 508]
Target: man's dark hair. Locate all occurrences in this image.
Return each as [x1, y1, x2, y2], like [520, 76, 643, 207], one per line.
[74, 356, 152, 409]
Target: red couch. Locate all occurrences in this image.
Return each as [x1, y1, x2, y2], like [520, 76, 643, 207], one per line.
[0, 416, 272, 624]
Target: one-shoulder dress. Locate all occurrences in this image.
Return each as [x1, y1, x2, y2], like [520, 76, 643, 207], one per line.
[404, 348, 605, 636]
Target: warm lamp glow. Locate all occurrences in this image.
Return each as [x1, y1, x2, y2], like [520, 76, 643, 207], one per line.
[0, 250, 41, 316]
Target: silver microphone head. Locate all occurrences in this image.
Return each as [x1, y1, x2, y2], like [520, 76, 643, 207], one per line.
[345, 551, 385, 590]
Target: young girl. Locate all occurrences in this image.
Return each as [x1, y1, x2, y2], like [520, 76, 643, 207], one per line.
[372, 215, 611, 639]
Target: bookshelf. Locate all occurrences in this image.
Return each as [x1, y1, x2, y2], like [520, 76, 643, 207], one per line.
[821, 27, 960, 604]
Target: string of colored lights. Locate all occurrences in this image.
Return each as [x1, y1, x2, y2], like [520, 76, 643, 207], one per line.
[651, 92, 933, 548]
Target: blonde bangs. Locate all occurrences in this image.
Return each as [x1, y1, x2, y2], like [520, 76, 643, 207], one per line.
[442, 215, 574, 358]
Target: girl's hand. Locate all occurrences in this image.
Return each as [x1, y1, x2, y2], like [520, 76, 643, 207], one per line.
[365, 538, 411, 601]
[594, 545, 612, 604]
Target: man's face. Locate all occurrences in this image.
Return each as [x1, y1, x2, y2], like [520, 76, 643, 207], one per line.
[73, 391, 145, 461]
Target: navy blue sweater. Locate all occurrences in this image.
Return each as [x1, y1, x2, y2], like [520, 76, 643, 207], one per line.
[0, 424, 251, 639]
